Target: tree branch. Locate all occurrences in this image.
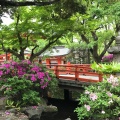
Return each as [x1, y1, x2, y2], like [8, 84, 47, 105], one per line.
[0, 0, 60, 7]
[80, 34, 94, 53]
[29, 40, 56, 61]
[91, 31, 98, 55]
[99, 36, 115, 58]
[116, 23, 120, 32]
[34, 39, 58, 57]
[29, 33, 63, 61]
[91, 31, 98, 41]
[1, 41, 20, 58]
[80, 34, 89, 44]
[31, 45, 39, 56]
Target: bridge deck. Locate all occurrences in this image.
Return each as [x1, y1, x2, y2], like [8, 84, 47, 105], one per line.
[59, 74, 99, 81]
[58, 74, 99, 91]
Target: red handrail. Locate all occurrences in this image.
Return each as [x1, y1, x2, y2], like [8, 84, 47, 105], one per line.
[0, 54, 12, 64]
[46, 64, 103, 83]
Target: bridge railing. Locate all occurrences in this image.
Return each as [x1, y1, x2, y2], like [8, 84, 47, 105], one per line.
[0, 54, 11, 64]
[46, 64, 103, 83]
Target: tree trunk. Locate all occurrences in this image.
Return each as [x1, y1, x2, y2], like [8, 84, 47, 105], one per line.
[80, 33, 115, 63]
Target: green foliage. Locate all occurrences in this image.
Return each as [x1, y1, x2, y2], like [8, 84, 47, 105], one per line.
[54, 0, 86, 19]
[41, 67, 63, 99]
[1, 0, 119, 63]
[6, 99, 21, 110]
[97, 30, 115, 44]
[107, 2, 120, 16]
[91, 62, 120, 74]
[0, 60, 58, 107]
[0, 5, 73, 61]
[46, 70, 59, 97]
[1, 76, 40, 107]
[22, 90, 41, 106]
[66, 1, 120, 63]
[75, 75, 120, 120]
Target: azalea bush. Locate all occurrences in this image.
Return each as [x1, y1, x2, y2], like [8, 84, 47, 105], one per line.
[101, 54, 113, 63]
[1, 76, 41, 107]
[75, 75, 120, 120]
[0, 60, 55, 107]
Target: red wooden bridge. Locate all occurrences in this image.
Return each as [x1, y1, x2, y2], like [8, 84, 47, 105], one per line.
[46, 63, 103, 100]
[0, 54, 11, 64]
[46, 63, 103, 89]
[47, 63, 102, 82]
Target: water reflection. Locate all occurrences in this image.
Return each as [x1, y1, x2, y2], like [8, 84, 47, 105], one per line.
[41, 98, 78, 120]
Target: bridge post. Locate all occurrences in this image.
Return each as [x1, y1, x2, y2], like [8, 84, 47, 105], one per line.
[46, 58, 50, 68]
[64, 89, 72, 101]
[99, 74, 103, 82]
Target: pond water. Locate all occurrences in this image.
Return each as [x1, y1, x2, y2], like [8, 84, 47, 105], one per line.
[41, 98, 78, 120]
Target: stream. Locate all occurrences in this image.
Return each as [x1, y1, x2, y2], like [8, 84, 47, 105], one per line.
[41, 98, 78, 120]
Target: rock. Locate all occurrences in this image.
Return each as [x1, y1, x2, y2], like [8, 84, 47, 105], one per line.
[0, 97, 7, 110]
[0, 97, 58, 120]
[39, 98, 48, 106]
[43, 105, 58, 112]
[24, 106, 43, 120]
[23, 104, 58, 120]
[65, 118, 71, 120]
[7, 108, 17, 113]
[40, 105, 58, 120]
[0, 110, 28, 120]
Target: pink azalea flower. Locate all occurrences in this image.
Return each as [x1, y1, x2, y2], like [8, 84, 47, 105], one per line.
[40, 79, 44, 85]
[3, 63, 11, 68]
[37, 72, 45, 79]
[84, 104, 91, 111]
[101, 54, 113, 62]
[85, 90, 90, 94]
[0, 60, 50, 90]
[107, 75, 114, 83]
[5, 69, 10, 74]
[89, 93, 98, 101]
[112, 81, 119, 87]
[45, 72, 51, 81]
[107, 75, 119, 87]
[41, 82, 48, 89]
[5, 111, 10, 115]
[31, 74, 37, 82]
[31, 66, 40, 72]
[0, 70, 3, 77]
[106, 91, 112, 97]
[32, 106, 38, 109]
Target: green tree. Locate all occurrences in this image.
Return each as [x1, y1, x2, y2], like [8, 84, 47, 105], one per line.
[1, 0, 120, 63]
[0, 6, 73, 61]
[0, 0, 60, 24]
[65, 0, 120, 63]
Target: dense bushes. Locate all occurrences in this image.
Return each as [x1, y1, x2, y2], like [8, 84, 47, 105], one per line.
[0, 60, 57, 107]
[75, 75, 120, 120]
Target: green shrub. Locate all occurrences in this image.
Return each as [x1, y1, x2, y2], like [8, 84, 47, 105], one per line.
[74, 75, 120, 120]
[91, 62, 120, 74]
[0, 60, 57, 107]
[2, 76, 40, 107]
